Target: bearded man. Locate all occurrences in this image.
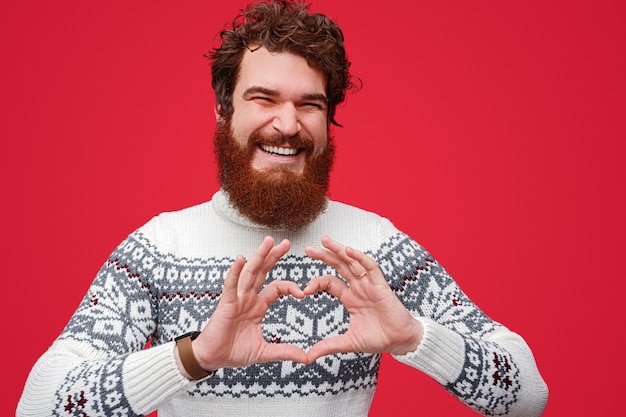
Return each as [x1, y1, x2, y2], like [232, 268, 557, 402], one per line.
[17, 1, 548, 417]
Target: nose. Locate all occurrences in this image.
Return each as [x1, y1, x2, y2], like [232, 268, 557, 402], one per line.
[271, 103, 301, 137]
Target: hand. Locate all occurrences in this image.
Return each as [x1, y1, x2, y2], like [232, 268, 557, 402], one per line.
[303, 236, 423, 362]
[190, 236, 309, 372]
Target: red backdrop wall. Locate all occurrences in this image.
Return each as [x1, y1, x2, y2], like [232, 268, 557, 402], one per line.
[2, 1, 624, 416]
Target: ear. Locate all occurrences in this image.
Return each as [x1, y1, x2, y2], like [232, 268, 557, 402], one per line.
[214, 102, 223, 122]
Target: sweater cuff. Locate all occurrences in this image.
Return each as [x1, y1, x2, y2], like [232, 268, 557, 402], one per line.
[123, 341, 194, 414]
[391, 317, 466, 385]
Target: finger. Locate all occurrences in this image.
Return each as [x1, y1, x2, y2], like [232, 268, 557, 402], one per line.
[305, 242, 351, 277]
[317, 237, 369, 281]
[248, 238, 290, 291]
[344, 246, 380, 280]
[304, 243, 340, 265]
[238, 236, 277, 292]
[322, 237, 365, 271]
[258, 280, 305, 306]
[221, 255, 246, 303]
[306, 334, 356, 363]
[257, 239, 291, 281]
[302, 275, 348, 298]
[320, 236, 350, 258]
[259, 343, 309, 364]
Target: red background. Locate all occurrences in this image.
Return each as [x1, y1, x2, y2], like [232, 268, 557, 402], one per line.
[2, 1, 624, 416]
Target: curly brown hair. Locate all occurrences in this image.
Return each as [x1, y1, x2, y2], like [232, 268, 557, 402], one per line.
[206, 0, 358, 126]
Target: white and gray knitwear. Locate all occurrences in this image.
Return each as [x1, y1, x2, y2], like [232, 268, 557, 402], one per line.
[17, 190, 548, 417]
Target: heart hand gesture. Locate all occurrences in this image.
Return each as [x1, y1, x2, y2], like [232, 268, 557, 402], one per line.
[303, 236, 423, 362]
[189, 236, 309, 374]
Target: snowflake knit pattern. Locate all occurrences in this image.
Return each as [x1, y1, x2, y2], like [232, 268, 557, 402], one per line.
[17, 190, 548, 417]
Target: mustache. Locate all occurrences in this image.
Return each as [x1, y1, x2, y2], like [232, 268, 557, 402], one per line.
[249, 132, 314, 151]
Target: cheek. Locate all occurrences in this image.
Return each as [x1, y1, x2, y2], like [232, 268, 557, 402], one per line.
[308, 135, 329, 159]
[229, 114, 254, 145]
[231, 106, 273, 141]
[305, 118, 329, 150]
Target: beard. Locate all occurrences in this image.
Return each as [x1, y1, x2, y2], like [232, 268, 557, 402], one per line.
[214, 118, 335, 230]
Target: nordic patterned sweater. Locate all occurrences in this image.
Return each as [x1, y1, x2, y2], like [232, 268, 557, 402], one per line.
[17, 190, 548, 417]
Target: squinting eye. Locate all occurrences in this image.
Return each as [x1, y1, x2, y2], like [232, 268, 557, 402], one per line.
[253, 97, 274, 104]
[301, 103, 325, 111]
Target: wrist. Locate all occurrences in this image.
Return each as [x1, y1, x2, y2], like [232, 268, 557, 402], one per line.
[174, 331, 215, 380]
[390, 318, 423, 355]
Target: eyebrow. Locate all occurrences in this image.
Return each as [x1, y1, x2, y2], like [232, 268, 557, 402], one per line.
[242, 86, 328, 104]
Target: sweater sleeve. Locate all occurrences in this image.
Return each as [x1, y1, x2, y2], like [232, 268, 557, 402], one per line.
[16, 232, 195, 417]
[374, 228, 548, 416]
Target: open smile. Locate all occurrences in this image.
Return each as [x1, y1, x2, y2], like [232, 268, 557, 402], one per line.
[260, 145, 302, 156]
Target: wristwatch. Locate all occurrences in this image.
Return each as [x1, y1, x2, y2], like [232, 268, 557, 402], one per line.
[174, 331, 215, 380]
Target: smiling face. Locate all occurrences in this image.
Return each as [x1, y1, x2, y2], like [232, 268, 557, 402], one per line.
[214, 47, 335, 230]
[224, 46, 329, 174]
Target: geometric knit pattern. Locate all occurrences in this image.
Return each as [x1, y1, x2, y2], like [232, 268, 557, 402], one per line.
[448, 339, 520, 415]
[17, 192, 547, 417]
[55, 357, 128, 417]
[371, 233, 520, 415]
[55, 229, 519, 415]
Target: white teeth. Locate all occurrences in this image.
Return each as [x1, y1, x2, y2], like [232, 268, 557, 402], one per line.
[261, 145, 298, 156]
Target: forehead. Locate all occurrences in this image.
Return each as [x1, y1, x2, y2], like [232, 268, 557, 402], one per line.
[235, 47, 327, 96]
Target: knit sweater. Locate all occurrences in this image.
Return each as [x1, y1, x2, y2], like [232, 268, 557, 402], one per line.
[17, 190, 548, 417]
